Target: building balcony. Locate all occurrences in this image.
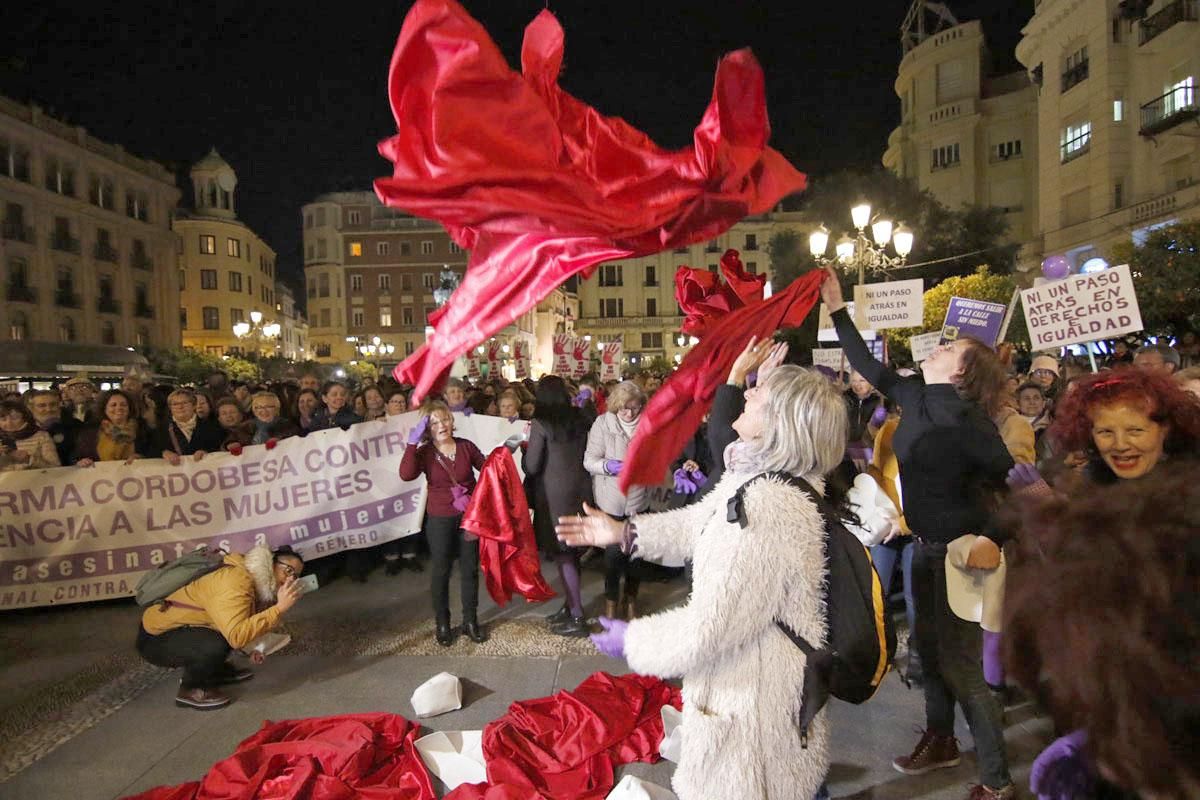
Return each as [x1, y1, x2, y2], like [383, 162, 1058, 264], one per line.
[6, 285, 36, 303]
[134, 304, 156, 319]
[97, 297, 121, 314]
[1061, 61, 1089, 93]
[94, 243, 119, 263]
[55, 290, 81, 309]
[1139, 0, 1197, 45]
[51, 233, 81, 254]
[1139, 87, 1199, 136]
[1, 221, 33, 243]
[131, 252, 153, 271]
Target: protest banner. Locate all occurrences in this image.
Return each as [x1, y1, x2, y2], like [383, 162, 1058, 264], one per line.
[852, 279, 924, 330]
[1019, 264, 1143, 350]
[909, 331, 942, 363]
[812, 348, 844, 372]
[817, 302, 876, 342]
[570, 337, 591, 379]
[552, 334, 573, 375]
[941, 297, 1008, 347]
[600, 341, 623, 381]
[0, 413, 522, 610]
[513, 341, 530, 379]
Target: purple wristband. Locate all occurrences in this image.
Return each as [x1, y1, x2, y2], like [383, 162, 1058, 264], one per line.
[621, 519, 639, 556]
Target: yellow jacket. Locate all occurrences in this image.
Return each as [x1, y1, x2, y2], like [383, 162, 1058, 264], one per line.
[993, 407, 1036, 466]
[141, 547, 282, 650]
[868, 417, 910, 535]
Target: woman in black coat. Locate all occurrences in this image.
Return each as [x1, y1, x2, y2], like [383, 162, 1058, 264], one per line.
[524, 375, 594, 637]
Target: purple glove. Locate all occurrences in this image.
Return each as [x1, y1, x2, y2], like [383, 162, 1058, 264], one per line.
[1031, 730, 1094, 800]
[691, 469, 708, 489]
[407, 416, 429, 446]
[590, 615, 628, 659]
[450, 484, 471, 513]
[673, 468, 698, 495]
[604, 459, 623, 476]
[870, 405, 888, 428]
[1007, 463, 1052, 497]
[573, 387, 593, 408]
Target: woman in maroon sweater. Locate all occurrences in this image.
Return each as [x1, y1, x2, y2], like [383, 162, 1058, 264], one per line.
[399, 401, 487, 646]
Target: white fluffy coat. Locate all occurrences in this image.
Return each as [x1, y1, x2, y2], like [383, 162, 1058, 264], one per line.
[624, 471, 830, 800]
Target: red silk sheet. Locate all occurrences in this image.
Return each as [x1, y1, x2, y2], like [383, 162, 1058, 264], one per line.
[375, 0, 806, 401]
[620, 269, 827, 493]
[123, 713, 434, 800]
[461, 446, 556, 606]
[675, 248, 766, 337]
[446, 672, 682, 800]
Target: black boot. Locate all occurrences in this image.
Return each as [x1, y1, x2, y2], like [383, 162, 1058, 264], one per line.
[462, 614, 488, 643]
[550, 616, 591, 637]
[545, 603, 571, 624]
[435, 616, 456, 647]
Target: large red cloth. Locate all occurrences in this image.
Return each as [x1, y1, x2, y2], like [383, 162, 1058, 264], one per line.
[124, 713, 434, 800]
[446, 672, 682, 800]
[461, 446, 556, 606]
[375, 0, 806, 401]
[620, 269, 827, 493]
[675, 248, 766, 337]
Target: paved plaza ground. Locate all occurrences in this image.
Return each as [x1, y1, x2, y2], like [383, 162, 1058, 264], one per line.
[0, 553, 1052, 799]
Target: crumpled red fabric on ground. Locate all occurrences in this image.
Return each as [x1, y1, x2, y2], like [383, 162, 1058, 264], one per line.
[675, 248, 767, 337]
[461, 446, 556, 606]
[123, 713, 433, 800]
[375, 0, 806, 402]
[446, 672, 682, 800]
[621, 269, 827, 493]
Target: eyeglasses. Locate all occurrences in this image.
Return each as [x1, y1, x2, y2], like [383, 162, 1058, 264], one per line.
[274, 560, 298, 578]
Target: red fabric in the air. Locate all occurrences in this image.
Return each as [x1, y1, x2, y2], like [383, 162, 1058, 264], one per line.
[123, 713, 434, 800]
[445, 672, 682, 800]
[620, 269, 827, 493]
[461, 446, 556, 606]
[374, 0, 806, 402]
[675, 248, 767, 337]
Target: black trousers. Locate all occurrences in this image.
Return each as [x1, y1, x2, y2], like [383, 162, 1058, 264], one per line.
[137, 625, 230, 689]
[426, 514, 480, 622]
[603, 515, 640, 602]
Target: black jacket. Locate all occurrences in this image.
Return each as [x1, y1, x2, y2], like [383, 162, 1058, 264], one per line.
[157, 417, 226, 456]
[834, 308, 1014, 544]
[844, 391, 882, 446]
[700, 383, 746, 494]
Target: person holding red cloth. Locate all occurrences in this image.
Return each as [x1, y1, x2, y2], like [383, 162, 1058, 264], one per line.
[400, 401, 487, 646]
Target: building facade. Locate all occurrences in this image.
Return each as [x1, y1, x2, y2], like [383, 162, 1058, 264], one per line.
[274, 282, 308, 362]
[883, 17, 1040, 261]
[0, 95, 181, 354]
[1016, 0, 1199, 271]
[175, 150, 281, 357]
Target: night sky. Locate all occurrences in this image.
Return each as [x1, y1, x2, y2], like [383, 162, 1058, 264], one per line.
[1, 0, 1031, 304]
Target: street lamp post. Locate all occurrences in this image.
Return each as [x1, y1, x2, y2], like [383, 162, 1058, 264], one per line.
[232, 310, 282, 360]
[809, 201, 915, 285]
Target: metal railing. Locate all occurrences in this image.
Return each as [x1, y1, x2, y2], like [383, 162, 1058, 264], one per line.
[1140, 85, 1199, 135]
[1061, 60, 1089, 92]
[55, 290, 81, 308]
[94, 243, 119, 262]
[1, 221, 33, 242]
[131, 252, 153, 270]
[1139, 0, 1197, 45]
[51, 233, 81, 253]
[134, 304, 155, 319]
[6, 285, 36, 303]
[97, 297, 121, 314]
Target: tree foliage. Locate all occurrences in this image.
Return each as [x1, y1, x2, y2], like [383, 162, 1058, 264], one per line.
[767, 228, 809, 290]
[143, 347, 289, 385]
[1110, 221, 1200, 338]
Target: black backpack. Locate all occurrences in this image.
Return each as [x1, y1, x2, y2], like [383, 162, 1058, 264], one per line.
[728, 471, 896, 747]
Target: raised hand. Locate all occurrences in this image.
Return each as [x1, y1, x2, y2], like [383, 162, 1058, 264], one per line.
[556, 503, 624, 547]
[755, 341, 790, 387]
[818, 266, 846, 313]
[407, 415, 430, 445]
[729, 336, 773, 385]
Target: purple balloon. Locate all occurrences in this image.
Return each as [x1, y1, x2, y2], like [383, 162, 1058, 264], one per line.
[1041, 255, 1071, 280]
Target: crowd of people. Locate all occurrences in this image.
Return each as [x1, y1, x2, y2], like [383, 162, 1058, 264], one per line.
[6, 290, 1198, 798]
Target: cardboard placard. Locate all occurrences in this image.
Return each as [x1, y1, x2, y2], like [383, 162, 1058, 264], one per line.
[909, 331, 942, 363]
[941, 297, 1008, 348]
[852, 279, 924, 330]
[1019, 264, 1143, 350]
[600, 341, 623, 382]
[818, 302, 876, 342]
[812, 348, 844, 371]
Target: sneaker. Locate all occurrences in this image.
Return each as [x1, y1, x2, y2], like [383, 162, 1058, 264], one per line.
[175, 686, 231, 710]
[966, 784, 1016, 800]
[892, 729, 961, 776]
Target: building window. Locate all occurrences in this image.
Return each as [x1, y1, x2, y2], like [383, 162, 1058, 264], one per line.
[135, 326, 148, 348]
[100, 321, 116, 345]
[449, 242, 463, 254]
[641, 332, 663, 349]
[348, 210, 362, 225]
[600, 298, 624, 318]
[317, 238, 328, 258]
[405, 341, 415, 356]
[401, 273, 413, 291]
[200, 269, 218, 289]
[306, 244, 314, 261]
[600, 264, 623, 287]
[400, 242, 412, 256]
[931, 143, 961, 170]
[349, 241, 361, 257]
[202, 307, 220, 329]
[1113, 99, 1125, 122]
[319, 273, 330, 298]
[180, 308, 187, 329]
[45, 157, 76, 196]
[58, 317, 76, 343]
[990, 140, 1022, 161]
[1062, 45, 1089, 92]
[1114, 180, 1125, 210]
[379, 274, 392, 290]
[646, 298, 658, 317]
[1060, 121, 1092, 163]
[380, 308, 392, 327]
[88, 175, 116, 210]
[315, 343, 331, 357]
[420, 240, 434, 255]
[248, 276, 254, 296]
[229, 272, 242, 292]
[320, 308, 331, 327]
[199, 234, 216, 254]
[231, 308, 244, 325]
[0, 138, 32, 182]
[304, 213, 313, 229]
[706, 239, 720, 253]
[226, 237, 240, 258]
[402, 307, 414, 325]
[9, 310, 28, 340]
[377, 241, 391, 256]
[351, 274, 363, 292]
[95, 228, 118, 262]
[744, 234, 758, 251]
[315, 208, 326, 226]
[645, 265, 657, 286]
[747, 261, 758, 274]
[352, 309, 364, 327]
[422, 272, 435, 290]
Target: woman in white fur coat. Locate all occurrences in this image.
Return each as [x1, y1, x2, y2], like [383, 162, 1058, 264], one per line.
[557, 364, 847, 800]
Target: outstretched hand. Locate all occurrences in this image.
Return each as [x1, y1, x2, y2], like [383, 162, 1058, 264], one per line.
[754, 341, 789, 387]
[818, 266, 846, 313]
[729, 336, 773, 386]
[556, 503, 623, 547]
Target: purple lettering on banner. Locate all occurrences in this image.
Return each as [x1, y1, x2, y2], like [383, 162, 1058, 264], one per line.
[0, 489, 423, 587]
[940, 296, 1008, 348]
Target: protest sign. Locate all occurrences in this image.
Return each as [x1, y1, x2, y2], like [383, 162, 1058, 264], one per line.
[852, 279, 924, 330]
[0, 413, 522, 610]
[909, 331, 942, 363]
[818, 302, 876, 342]
[513, 341, 530, 379]
[812, 348, 843, 371]
[569, 337, 591, 379]
[941, 297, 1008, 347]
[600, 341, 623, 382]
[465, 355, 482, 381]
[485, 340, 504, 377]
[1020, 264, 1143, 350]
[552, 334, 573, 375]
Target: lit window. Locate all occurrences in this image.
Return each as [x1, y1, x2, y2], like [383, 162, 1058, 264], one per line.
[1060, 122, 1092, 162]
[380, 308, 392, 327]
[227, 238, 240, 258]
[199, 235, 216, 254]
[350, 242, 362, 257]
[1113, 99, 1124, 122]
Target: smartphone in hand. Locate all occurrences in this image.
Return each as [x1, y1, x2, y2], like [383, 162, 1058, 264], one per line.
[295, 574, 319, 594]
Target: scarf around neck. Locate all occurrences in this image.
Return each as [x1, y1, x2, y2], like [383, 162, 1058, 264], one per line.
[175, 415, 198, 441]
[615, 413, 639, 440]
[724, 439, 766, 476]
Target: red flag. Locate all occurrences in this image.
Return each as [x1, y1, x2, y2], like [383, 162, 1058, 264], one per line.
[375, 0, 806, 401]
[620, 270, 826, 493]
